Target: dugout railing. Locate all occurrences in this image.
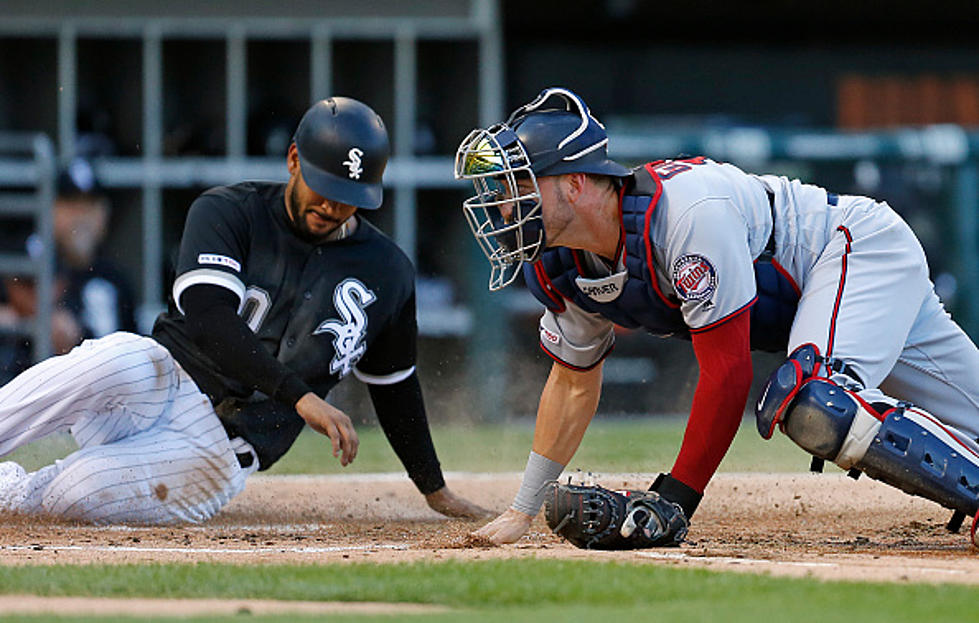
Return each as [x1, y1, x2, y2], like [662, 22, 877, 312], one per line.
[0, 133, 57, 362]
[0, 0, 504, 333]
[0, 1, 508, 420]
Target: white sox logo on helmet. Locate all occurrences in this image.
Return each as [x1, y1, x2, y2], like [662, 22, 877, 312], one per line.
[342, 147, 364, 180]
[313, 278, 376, 377]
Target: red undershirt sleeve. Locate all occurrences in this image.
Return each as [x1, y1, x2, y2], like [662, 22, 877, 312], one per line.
[669, 307, 753, 493]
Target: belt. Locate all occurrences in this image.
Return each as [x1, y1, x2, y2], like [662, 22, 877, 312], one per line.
[229, 436, 258, 469]
[763, 189, 777, 257]
[821, 355, 864, 388]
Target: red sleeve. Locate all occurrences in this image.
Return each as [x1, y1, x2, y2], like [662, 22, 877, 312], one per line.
[669, 307, 753, 493]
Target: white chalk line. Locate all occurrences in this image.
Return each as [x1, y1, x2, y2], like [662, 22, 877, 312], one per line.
[636, 551, 967, 575]
[2, 543, 408, 555]
[76, 523, 332, 533]
[248, 471, 697, 484]
[255, 471, 525, 483]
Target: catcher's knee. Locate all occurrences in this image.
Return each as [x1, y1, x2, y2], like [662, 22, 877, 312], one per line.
[778, 377, 882, 468]
[755, 343, 821, 440]
[755, 343, 873, 462]
[756, 347, 979, 519]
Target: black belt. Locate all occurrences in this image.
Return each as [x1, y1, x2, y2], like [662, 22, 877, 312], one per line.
[821, 355, 864, 388]
[764, 189, 777, 256]
[236, 452, 254, 468]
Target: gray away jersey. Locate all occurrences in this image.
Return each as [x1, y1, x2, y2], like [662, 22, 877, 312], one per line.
[540, 158, 839, 367]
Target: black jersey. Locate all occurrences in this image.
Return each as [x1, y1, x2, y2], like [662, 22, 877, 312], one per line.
[151, 181, 417, 464]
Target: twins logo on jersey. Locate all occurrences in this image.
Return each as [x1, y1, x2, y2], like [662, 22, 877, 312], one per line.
[672, 254, 717, 301]
[313, 278, 377, 377]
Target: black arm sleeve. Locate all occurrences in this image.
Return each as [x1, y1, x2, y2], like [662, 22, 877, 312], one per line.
[367, 372, 445, 495]
[181, 283, 313, 407]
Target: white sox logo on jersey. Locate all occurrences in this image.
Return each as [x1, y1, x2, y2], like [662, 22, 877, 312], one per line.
[672, 254, 717, 301]
[313, 278, 377, 377]
[342, 148, 364, 180]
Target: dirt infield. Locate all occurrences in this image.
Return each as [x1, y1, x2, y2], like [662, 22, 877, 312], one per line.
[1, 472, 977, 586]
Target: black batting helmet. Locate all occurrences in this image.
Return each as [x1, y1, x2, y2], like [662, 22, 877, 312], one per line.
[293, 97, 390, 210]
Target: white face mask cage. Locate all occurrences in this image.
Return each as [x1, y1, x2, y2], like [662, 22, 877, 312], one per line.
[455, 125, 545, 291]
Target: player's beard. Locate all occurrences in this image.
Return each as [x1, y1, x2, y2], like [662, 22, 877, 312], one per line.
[285, 183, 344, 244]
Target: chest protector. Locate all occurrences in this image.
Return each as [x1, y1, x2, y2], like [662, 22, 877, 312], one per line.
[523, 164, 798, 352]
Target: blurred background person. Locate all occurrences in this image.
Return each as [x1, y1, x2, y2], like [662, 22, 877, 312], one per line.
[51, 158, 137, 341]
[0, 159, 136, 383]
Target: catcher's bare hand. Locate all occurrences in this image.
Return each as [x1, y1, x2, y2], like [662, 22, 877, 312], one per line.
[425, 486, 494, 519]
[472, 508, 534, 544]
[295, 392, 359, 466]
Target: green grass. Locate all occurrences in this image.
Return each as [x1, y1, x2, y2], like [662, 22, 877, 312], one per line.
[270, 416, 810, 474]
[3, 418, 811, 476]
[0, 559, 976, 622]
[0, 423, 959, 623]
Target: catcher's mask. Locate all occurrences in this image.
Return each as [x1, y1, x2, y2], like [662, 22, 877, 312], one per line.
[454, 87, 630, 291]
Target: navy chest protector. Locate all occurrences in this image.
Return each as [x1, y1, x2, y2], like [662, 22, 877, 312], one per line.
[523, 164, 798, 353]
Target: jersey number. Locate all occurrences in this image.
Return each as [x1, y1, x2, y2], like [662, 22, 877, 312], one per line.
[240, 286, 271, 332]
[651, 156, 707, 180]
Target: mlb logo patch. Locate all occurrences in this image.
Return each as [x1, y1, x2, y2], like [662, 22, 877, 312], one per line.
[198, 253, 241, 272]
[672, 254, 717, 301]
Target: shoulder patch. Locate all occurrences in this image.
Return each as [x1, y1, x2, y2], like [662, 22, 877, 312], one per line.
[198, 253, 241, 272]
[672, 254, 717, 301]
[541, 325, 561, 346]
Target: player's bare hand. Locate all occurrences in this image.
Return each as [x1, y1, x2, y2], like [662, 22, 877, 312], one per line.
[471, 508, 534, 544]
[295, 393, 359, 466]
[51, 309, 83, 354]
[424, 486, 494, 519]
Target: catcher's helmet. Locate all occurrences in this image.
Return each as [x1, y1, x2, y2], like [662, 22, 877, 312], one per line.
[293, 97, 390, 210]
[454, 87, 629, 290]
[505, 88, 630, 178]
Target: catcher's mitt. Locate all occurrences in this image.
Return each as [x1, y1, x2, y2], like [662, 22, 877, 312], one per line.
[543, 482, 688, 550]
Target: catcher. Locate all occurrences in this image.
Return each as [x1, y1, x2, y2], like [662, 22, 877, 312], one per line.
[454, 87, 979, 549]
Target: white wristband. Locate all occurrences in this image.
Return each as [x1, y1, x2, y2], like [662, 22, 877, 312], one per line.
[511, 451, 565, 516]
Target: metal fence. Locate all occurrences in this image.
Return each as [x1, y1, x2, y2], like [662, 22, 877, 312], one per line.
[0, 133, 57, 360]
[0, 1, 503, 328]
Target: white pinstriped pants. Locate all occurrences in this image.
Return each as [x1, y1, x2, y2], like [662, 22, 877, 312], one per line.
[0, 332, 254, 524]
